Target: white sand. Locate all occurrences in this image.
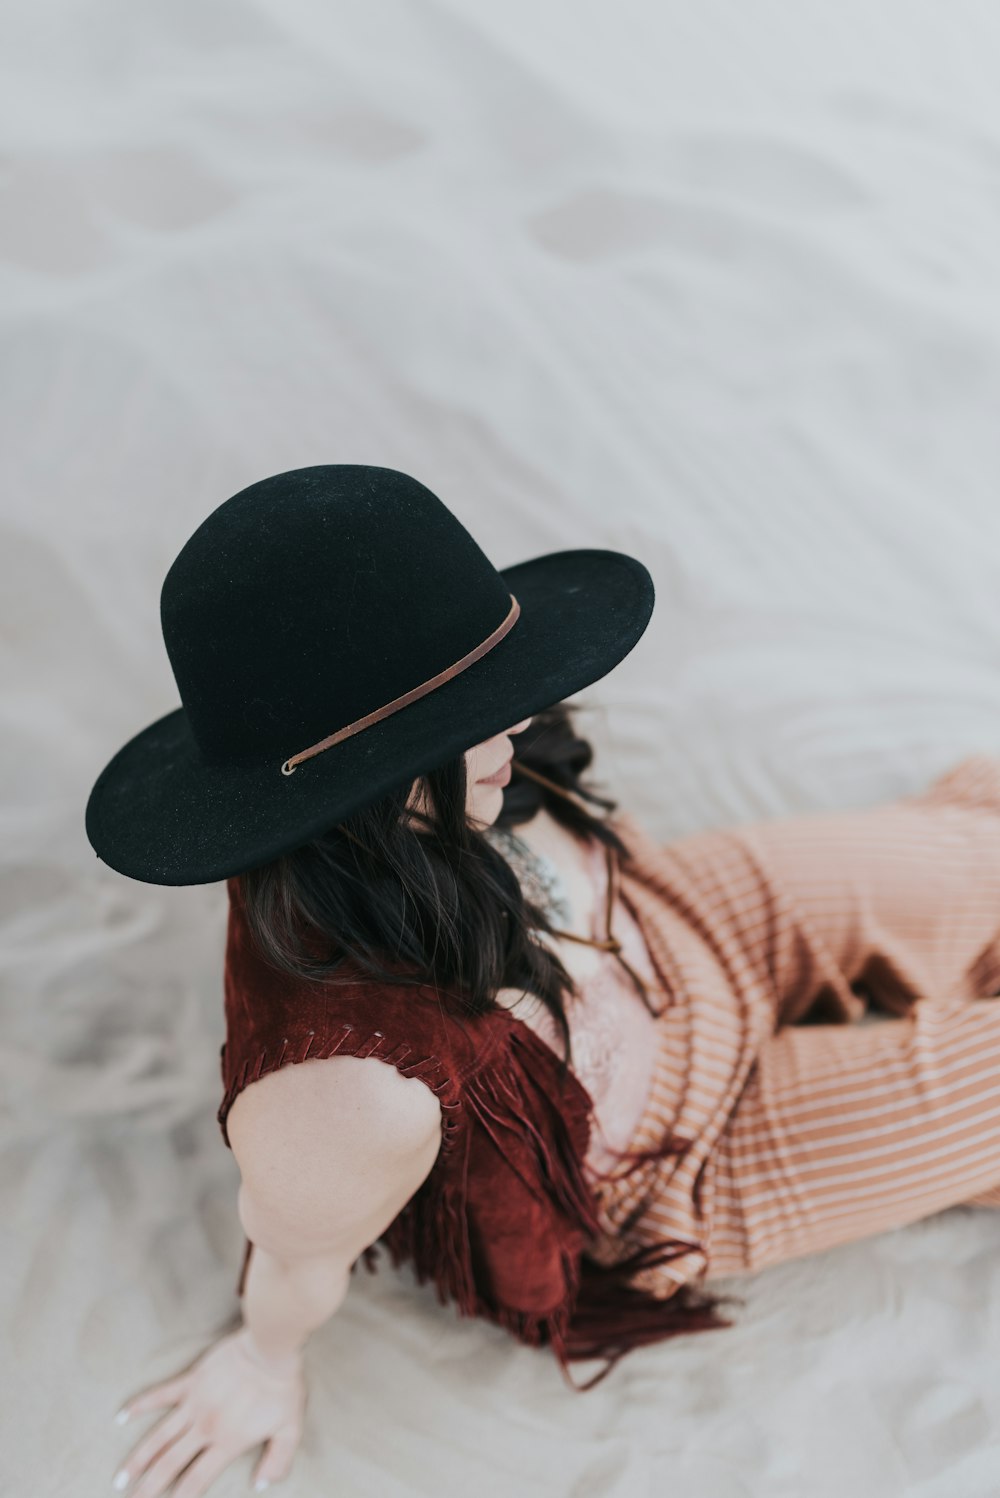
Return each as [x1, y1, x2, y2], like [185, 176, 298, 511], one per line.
[4, 2, 1000, 1494]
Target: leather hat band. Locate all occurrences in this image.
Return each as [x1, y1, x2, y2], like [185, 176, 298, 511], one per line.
[280, 594, 521, 776]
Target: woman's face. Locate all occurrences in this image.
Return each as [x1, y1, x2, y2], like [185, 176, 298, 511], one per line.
[405, 716, 534, 831]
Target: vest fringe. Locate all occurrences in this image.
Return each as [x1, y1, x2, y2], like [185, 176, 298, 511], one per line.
[364, 1021, 741, 1392]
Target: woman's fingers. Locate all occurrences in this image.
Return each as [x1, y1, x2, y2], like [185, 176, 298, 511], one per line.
[128, 1426, 206, 1498]
[114, 1406, 193, 1490]
[117, 1374, 189, 1421]
[170, 1447, 234, 1498]
[253, 1425, 304, 1490]
[112, 1329, 308, 1495]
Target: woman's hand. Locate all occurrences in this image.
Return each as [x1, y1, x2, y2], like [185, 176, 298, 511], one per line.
[111, 1326, 307, 1496]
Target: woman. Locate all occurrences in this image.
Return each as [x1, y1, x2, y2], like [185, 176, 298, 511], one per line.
[88, 465, 1000, 1497]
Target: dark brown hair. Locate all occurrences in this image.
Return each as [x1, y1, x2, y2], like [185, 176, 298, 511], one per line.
[236, 700, 628, 1083]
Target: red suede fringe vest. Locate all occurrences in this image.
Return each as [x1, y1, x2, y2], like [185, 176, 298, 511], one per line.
[218, 857, 733, 1391]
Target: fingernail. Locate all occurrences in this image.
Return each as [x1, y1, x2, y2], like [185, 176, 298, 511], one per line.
[112, 1471, 129, 1491]
[114, 1407, 131, 1425]
[254, 1481, 269, 1493]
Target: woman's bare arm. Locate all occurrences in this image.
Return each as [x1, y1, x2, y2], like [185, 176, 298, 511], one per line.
[226, 1053, 444, 1369]
[111, 1059, 441, 1497]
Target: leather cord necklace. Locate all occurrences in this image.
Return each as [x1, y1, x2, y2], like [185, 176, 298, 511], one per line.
[502, 759, 661, 1015]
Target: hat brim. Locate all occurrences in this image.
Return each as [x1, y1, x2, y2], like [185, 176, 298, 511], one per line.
[85, 548, 655, 886]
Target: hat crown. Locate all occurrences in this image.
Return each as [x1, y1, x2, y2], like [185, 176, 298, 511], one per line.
[160, 465, 513, 767]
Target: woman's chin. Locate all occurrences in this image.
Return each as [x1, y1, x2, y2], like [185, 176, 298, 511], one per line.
[468, 787, 503, 828]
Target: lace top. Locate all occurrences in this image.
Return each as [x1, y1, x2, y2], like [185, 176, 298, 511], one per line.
[483, 823, 663, 1179]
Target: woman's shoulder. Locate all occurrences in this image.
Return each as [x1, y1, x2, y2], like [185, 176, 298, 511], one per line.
[225, 1046, 444, 1167]
[225, 1047, 446, 1273]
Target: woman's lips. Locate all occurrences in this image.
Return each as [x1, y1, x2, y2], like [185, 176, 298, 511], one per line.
[477, 758, 512, 786]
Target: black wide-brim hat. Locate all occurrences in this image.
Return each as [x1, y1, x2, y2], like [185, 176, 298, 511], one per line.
[85, 465, 655, 886]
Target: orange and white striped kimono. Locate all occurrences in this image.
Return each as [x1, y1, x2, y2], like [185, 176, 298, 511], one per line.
[586, 751, 1000, 1299]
